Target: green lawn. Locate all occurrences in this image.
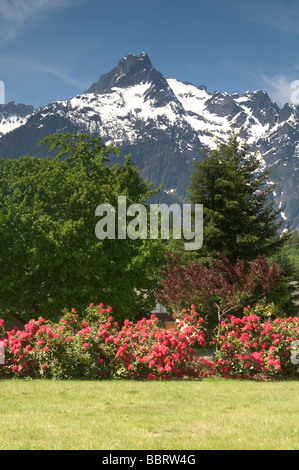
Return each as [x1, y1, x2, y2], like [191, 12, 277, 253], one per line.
[0, 378, 298, 450]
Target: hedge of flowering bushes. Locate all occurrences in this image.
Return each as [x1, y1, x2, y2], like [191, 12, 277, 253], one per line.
[0, 303, 298, 380]
[0, 304, 215, 381]
[214, 306, 299, 379]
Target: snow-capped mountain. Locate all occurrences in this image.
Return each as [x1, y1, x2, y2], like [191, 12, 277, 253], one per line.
[0, 52, 298, 229]
[0, 102, 34, 137]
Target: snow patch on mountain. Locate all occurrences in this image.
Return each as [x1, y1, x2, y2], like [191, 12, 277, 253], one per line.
[0, 114, 29, 137]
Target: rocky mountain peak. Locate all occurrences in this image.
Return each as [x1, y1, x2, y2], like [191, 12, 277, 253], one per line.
[238, 90, 280, 127]
[85, 52, 181, 109]
[85, 52, 156, 94]
[0, 101, 34, 118]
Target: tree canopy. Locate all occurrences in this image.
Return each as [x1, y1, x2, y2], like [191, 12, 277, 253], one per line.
[0, 133, 165, 322]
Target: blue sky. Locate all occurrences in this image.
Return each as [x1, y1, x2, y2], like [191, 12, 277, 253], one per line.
[0, 0, 299, 108]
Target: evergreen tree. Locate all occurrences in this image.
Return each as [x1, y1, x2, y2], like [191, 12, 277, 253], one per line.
[188, 131, 288, 263]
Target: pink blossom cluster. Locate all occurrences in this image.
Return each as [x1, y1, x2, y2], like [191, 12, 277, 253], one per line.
[214, 308, 299, 378]
[1, 303, 298, 380]
[110, 310, 214, 380]
[0, 304, 215, 380]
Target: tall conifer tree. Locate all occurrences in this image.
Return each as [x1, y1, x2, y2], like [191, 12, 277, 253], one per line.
[188, 131, 288, 263]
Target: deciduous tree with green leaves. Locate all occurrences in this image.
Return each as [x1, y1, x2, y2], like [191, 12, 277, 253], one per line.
[0, 133, 165, 322]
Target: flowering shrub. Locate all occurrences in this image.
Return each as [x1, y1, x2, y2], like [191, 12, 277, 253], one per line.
[1, 303, 297, 381]
[0, 304, 215, 380]
[214, 306, 299, 379]
[110, 307, 214, 380]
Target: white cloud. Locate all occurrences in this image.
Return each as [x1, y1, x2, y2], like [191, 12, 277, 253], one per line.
[0, 52, 90, 92]
[0, 0, 90, 45]
[211, 58, 299, 108]
[32, 62, 91, 90]
[238, 0, 299, 34]
[261, 73, 297, 107]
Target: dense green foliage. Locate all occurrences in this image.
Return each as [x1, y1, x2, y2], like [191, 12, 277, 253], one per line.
[276, 230, 299, 278]
[0, 133, 165, 322]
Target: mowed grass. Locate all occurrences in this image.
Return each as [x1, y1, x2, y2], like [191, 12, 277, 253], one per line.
[0, 378, 298, 450]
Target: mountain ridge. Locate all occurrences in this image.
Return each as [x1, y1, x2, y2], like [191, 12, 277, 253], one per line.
[0, 53, 298, 229]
